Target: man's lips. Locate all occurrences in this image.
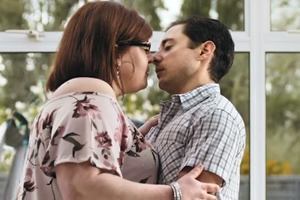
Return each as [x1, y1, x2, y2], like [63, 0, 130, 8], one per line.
[155, 68, 164, 74]
[155, 68, 164, 78]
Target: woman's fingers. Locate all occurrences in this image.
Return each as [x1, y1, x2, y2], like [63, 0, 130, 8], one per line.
[177, 165, 221, 200]
[187, 164, 204, 179]
[149, 114, 159, 126]
[206, 183, 221, 194]
[138, 114, 159, 135]
[206, 193, 218, 200]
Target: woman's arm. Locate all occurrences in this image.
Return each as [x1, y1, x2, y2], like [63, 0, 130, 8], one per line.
[56, 162, 220, 200]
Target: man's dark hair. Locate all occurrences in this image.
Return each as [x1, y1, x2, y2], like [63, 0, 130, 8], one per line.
[167, 17, 235, 82]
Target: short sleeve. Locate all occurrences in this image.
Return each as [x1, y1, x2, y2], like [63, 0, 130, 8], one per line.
[40, 94, 131, 177]
[180, 109, 240, 185]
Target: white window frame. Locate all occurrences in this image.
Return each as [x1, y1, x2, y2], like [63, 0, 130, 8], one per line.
[1, 0, 300, 199]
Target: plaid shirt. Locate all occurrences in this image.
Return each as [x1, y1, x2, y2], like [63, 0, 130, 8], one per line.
[146, 83, 246, 200]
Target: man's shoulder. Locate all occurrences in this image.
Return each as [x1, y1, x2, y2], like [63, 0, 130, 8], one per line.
[215, 95, 243, 119]
[190, 95, 245, 130]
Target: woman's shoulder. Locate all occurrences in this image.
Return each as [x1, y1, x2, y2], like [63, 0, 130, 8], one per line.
[49, 77, 116, 100]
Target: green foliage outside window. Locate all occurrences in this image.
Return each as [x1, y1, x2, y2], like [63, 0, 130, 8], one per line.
[1, 0, 300, 177]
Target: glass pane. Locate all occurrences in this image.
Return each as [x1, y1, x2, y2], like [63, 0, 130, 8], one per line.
[118, 0, 245, 31]
[271, 0, 300, 31]
[266, 53, 300, 199]
[0, 0, 78, 31]
[0, 53, 53, 200]
[0, 53, 53, 121]
[220, 53, 250, 200]
[0, 0, 245, 32]
[0, 146, 15, 199]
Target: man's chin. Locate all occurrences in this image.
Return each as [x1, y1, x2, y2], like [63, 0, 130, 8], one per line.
[158, 81, 168, 92]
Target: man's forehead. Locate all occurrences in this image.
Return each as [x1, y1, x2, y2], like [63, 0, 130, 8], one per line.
[162, 24, 185, 43]
[164, 24, 184, 38]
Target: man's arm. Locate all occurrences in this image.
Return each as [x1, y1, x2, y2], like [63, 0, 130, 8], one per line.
[177, 109, 241, 189]
[178, 166, 224, 186]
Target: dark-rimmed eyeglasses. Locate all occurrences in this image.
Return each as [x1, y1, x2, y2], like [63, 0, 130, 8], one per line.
[118, 41, 151, 54]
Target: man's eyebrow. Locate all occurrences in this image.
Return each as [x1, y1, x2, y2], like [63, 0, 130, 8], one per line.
[161, 38, 175, 46]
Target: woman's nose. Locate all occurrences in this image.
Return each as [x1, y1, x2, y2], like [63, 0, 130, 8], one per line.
[147, 53, 155, 64]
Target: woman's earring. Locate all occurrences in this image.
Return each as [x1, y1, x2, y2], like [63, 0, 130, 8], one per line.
[116, 63, 124, 98]
[116, 65, 120, 78]
[116, 60, 121, 78]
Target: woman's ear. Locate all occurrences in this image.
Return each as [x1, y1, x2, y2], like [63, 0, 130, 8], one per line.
[114, 44, 122, 66]
[197, 41, 216, 60]
[116, 58, 122, 67]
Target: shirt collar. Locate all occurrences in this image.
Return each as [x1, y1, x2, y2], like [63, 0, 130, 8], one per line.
[171, 83, 221, 111]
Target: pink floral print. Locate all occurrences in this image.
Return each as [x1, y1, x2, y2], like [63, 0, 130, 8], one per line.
[16, 93, 158, 200]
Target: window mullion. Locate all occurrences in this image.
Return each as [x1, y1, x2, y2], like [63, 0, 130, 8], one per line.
[249, 0, 268, 199]
[0, 32, 62, 53]
[265, 32, 300, 52]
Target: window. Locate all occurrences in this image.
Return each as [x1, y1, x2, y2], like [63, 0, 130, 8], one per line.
[266, 53, 300, 199]
[271, 0, 300, 31]
[1, 0, 300, 200]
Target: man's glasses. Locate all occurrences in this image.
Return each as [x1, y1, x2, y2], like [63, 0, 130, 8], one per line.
[118, 41, 151, 54]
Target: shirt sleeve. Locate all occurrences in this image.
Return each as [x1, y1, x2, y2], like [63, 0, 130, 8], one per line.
[180, 109, 240, 186]
[40, 94, 131, 177]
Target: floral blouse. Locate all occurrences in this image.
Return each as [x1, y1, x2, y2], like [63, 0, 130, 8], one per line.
[16, 92, 159, 200]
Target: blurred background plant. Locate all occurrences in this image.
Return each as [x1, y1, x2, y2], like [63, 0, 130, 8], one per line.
[266, 160, 291, 175]
[0, 150, 14, 173]
[240, 145, 292, 175]
[240, 146, 250, 175]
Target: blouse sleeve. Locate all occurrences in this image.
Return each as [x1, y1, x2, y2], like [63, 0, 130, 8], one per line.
[40, 94, 131, 177]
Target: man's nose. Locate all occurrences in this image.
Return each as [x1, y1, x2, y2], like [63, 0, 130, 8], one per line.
[148, 51, 161, 65]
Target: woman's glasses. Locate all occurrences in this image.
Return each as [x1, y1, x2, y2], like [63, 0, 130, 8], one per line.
[118, 41, 151, 54]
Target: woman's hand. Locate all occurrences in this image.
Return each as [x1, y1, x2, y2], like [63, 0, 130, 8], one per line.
[177, 165, 220, 200]
[138, 115, 159, 136]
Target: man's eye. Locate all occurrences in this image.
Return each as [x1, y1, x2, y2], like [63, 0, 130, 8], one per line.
[164, 45, 172, 51]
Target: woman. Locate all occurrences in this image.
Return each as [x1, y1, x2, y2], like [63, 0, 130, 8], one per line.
[16, 2, 219, 200]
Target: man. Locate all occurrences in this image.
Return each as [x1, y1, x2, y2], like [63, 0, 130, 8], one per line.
[146, 17, 246, 200]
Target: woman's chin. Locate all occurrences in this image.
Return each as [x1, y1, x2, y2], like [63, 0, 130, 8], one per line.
[141, 82, 148, 89]
[134, 83, 148, 93]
